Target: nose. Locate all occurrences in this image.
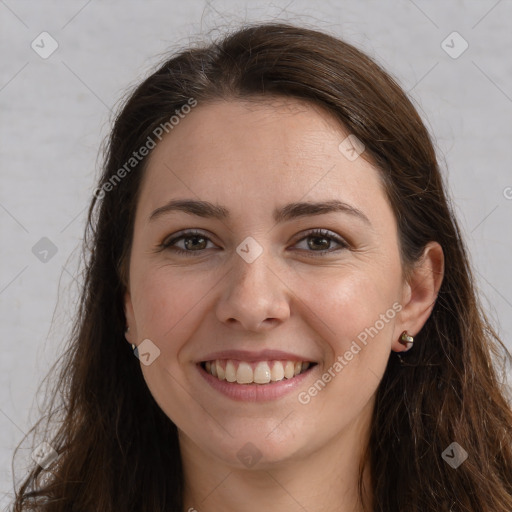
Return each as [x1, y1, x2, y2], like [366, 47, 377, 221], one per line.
[215, 250, 291, 332]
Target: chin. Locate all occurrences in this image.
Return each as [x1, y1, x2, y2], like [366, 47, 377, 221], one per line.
[198, 425, 309, 470]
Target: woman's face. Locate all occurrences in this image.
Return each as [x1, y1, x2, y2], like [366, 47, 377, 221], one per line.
[125, 98, 410, 468]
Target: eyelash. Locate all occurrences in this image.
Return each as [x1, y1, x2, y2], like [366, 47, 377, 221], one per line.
[159, 228, 349, 257]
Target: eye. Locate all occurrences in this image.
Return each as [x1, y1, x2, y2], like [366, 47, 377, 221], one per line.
[158, 228, 349, 257]
[291, 228, 349, 257]
[159, 229, 217, 256]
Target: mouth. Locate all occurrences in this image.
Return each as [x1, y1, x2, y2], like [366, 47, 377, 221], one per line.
[199, 359, 317, 385]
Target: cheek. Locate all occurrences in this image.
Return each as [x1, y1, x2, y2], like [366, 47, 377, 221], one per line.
[131, 267, 211, 421]
[302, 265, 400, 339]
[296, 265, 400, 395]
[132, 266, 209, 349]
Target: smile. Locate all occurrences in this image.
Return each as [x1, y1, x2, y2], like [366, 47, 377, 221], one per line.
[200, 359, 315, 385]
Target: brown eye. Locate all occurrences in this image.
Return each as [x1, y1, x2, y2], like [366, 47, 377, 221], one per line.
[293, 229, 349, 256]
[161, 230, 216, 256]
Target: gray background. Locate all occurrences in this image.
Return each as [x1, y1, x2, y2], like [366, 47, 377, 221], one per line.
[1, 0, 511, 507]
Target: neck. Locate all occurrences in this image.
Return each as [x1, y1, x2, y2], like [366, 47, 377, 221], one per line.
[180, 398, 375, 512]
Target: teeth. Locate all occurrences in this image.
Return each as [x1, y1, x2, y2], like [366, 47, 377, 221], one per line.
[254, 361, 271, 384]
[271, 361, 285, 381]
[225, 361, 236, 382]
[284, 361, 295, 379]
[203, 359, 313, 385]
[236, 362, 253, 384]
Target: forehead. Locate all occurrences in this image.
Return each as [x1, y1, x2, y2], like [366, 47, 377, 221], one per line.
[136, 98, 389, 225]
[147, 97, 351, 170]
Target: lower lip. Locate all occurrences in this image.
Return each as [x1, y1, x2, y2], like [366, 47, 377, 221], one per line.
[197, 363, 315, 402]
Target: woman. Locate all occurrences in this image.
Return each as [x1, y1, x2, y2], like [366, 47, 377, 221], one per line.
[11, 21, 512, 512]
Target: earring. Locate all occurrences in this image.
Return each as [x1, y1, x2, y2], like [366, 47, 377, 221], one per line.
[125, 326, 130, 333]
[399, 330, 414, 349]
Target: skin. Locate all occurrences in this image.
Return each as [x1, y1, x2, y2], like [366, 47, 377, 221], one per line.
[124, 98, 444, 512]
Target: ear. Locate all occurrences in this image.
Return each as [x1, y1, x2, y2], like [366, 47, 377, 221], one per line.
[392, 241, 444, 353]
[124, 290, 137, 346]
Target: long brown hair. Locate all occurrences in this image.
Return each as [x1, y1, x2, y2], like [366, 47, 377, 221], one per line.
[11, 22, 512, 512]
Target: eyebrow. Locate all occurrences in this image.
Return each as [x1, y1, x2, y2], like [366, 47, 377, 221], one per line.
[149, 198, 371, 226]
[274, 200, 371, 225]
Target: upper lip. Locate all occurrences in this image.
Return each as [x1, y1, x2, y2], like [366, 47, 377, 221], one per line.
[198, 349, 317, 363]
